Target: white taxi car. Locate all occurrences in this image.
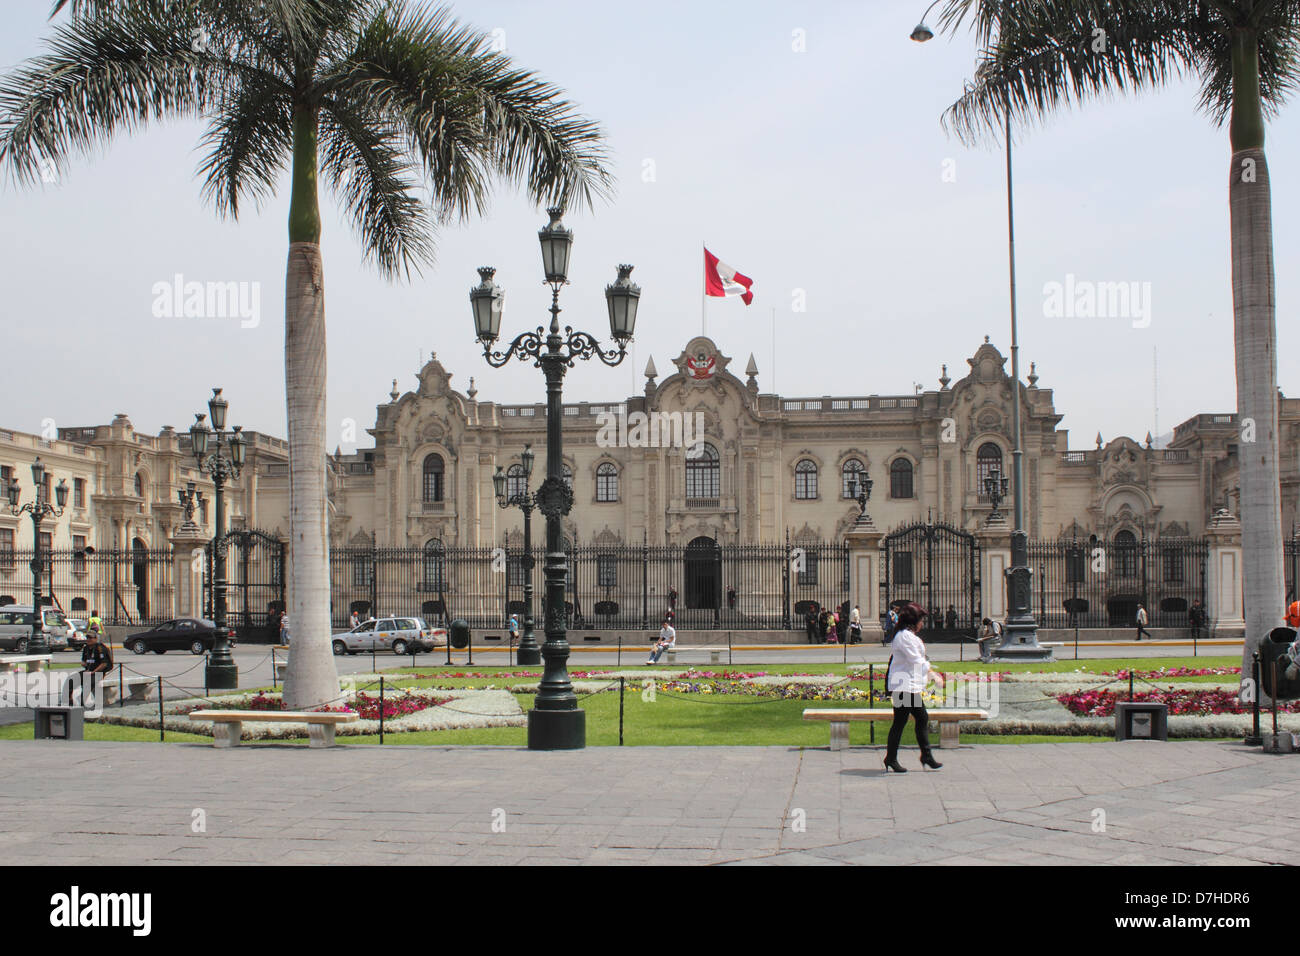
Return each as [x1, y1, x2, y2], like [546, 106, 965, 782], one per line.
[331, 617, 446, 656]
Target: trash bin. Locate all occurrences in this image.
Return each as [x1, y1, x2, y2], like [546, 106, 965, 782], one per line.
[1114, 701, 1168, 741]
[34, 706, 85, 741]
[1259, 627, 1300, 700]
[449, 619, 471, 650]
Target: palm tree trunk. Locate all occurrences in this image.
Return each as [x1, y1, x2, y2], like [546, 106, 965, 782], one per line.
[1229, 31, 1286, 684]
[280, 107, 338, 710]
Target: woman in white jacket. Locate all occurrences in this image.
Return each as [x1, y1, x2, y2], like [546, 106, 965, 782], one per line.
[884, 602, 945, 773]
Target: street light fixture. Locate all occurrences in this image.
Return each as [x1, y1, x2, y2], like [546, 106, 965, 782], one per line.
[471, 207, 640, 750]
[847, 472, 874, 522]
[984, 468, 1010, 520]
[495, 444, 542, 666]
[190, 388, 244, 690]
[6, 457, 67, 653]
[913, 5, 1049, 659]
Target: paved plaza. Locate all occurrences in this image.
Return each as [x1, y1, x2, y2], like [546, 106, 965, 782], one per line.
[2, 738, 1295, 865]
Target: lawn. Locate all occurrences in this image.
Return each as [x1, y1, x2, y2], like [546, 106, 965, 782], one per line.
[0, 656, 1246, 747]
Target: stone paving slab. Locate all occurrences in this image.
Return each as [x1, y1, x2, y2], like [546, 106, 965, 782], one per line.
[0, 739, 1296, 865]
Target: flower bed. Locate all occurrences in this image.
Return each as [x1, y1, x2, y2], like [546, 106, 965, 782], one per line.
[1102, 666, 1241, 679]
[1056, 687, 1300, 718]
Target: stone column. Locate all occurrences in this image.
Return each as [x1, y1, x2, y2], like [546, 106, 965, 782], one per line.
[977, 516, 1011, 622]
[844, 513, 884, 641]
[169, 525, 208, 619]
[1205, 508, 1245, 637]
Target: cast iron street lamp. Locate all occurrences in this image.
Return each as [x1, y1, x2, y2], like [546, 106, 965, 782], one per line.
[471, 207, 640, 750]
[913, 10, 1049, 658]
[5, 458, 67, 653]
[494, 444, 541, 666]
[190, 388, 246, 690]
[984, 468, 1010, 521]
[847, 472, 874, 523]
[177, 480, 205, 529]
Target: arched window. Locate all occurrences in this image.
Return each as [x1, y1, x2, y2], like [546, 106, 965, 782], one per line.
[976, 443, 1003, 501]
[686, 443, 720, 500]
[1114, 529, 1139, 578]
[423, 538, 445, 589]
[506, 464, 527, 500]
[890, 459, 914, 499]
[794, 459, 818, 500]
[841, 459, 865, 499]
[422, 454, 445, 502]
[133, 472, 144, 498]
[596, 462, 618, 502]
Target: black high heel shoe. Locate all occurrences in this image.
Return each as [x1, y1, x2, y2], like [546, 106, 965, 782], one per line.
[920, 752, 943, 770]
[883, 757, 907, 773]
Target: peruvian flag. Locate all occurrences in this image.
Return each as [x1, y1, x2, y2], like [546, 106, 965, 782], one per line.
[704, 247, 754, 305]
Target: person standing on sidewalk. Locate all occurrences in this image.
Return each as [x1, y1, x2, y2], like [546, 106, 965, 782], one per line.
[884, 603, 944, 773]
[1135, 604, 1151, 641]
[849, 605, 862, 644]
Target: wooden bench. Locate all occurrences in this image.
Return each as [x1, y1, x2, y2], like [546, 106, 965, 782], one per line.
[0, 655, 53, 675]
[802, 708, 991, 751]
[101, 677, 154, 705]
[187, 710, 358, 748]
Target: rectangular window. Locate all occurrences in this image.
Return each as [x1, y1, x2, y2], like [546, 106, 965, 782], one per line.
[199, 498, 209, 525]
[799, 550, 819, 587]
[74, 477, 85, 509]
[597, 555, 617, 588]
[507, 556, 526, 588]
[0, 528, 13, 569]
[893, 551, 914, 587]
[353, 558, 374, 588]
[1162, 549, 1184, 583]
[1065, 548, 1087, 584]
[73, 535, 87, 573]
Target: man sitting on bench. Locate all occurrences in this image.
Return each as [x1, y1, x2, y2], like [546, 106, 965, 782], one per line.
[66, 629, 114, 705]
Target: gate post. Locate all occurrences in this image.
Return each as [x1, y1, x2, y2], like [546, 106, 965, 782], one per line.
[169, 525, 207, 619]
[844, 515, 884, 642]
[977, 517, 1011, 623]
[1205, 509, 1245, 638]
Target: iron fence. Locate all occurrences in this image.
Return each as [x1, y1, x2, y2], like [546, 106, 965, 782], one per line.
[326, 539, 850, 632]
[1027, 537, 1208, 629]
[0, 548, 175, 626]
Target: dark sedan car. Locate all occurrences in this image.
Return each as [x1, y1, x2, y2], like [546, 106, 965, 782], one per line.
[125, 618, 236, 655]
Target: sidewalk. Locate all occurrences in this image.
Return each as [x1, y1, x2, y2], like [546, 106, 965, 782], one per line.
[1, 739, 1293, 865]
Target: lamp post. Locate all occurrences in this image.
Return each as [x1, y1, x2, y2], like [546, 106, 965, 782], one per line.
[494, 444, 541, 666]
[913, 8, 1049, 659]
[847, 472, 873, 523]
[471, 207, 640, 750]
[5, 458, 67, 653]
[177, 480, 205, 529]
[984, 468, 1010, 521]
[190, 388, 246, 690]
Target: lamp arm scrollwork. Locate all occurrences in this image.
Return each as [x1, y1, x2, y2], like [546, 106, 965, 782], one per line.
[563, 329, 626, 367]
[481, 328, 546, 368]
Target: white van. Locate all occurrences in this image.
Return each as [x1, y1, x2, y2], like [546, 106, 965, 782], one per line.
[0, 605, 71, 652]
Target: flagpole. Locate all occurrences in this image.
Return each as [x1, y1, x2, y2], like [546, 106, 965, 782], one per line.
[702, 241, 707, 336]
[771, 307, 776, 394]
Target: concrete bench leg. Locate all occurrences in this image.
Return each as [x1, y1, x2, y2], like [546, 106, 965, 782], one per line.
[307, 723, 337, 748]
[829, 721, 849, 752]
[938, 721, 960, 749]
[666, 649, 677, 665]
[29, 662, 46, 673]
[710, 650, 722, 664]
[129, 685, 151, 701]
[212, 721, 242, 748]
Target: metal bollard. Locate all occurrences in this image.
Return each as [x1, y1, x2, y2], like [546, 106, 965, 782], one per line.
[158, 675, 165, 742]
[619, 677, 625, 746]
[379, 676, 385, 745]
[1246, 651, 1263, 747]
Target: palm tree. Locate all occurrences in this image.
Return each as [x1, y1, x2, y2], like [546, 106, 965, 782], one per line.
[1, 0, 611, 708]
[935, 0, 1298, 681]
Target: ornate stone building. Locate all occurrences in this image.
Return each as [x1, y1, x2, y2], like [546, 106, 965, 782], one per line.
[242, 335, 1296, 554]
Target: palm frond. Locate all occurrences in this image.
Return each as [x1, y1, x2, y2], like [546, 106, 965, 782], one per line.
[0, 3, 219, 186]
[326, 3, 613, 221]
[196, 71, 294, 218]
[319, 97, 433, 279]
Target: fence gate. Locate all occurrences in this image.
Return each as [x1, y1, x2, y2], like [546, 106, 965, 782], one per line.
[205, 530, 286, 643]
[881, 521, 980, 640]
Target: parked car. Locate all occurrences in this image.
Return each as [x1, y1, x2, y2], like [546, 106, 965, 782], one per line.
[125, 618, 236, 655]
[331, 617, 446, 656]
[0, 605, 71, 652]
[65, 618, 88, 650]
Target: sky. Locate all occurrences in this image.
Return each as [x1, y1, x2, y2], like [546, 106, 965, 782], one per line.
[1, 0, 1296, 454]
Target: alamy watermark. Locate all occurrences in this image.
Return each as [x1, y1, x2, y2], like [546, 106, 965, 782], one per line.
[595, 409, 706, 455]
[1042, 274, 1151, 328]
[151, 274, 261, 328]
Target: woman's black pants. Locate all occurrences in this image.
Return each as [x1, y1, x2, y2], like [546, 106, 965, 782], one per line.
[886, 698, 932, 759]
